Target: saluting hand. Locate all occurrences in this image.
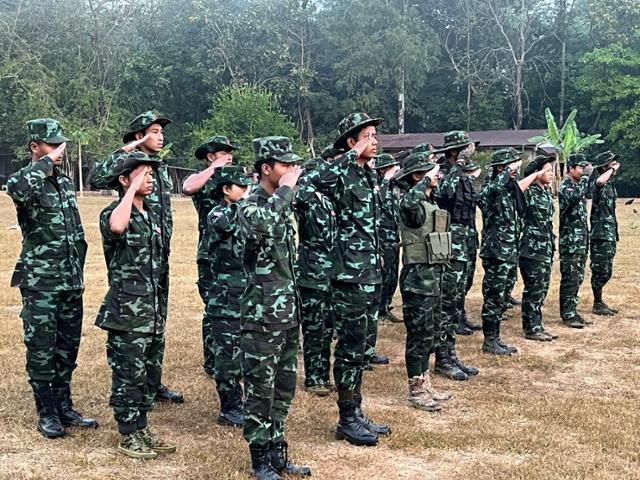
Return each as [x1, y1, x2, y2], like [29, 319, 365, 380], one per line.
[123, 134, 151, 153]
[426, 164, 441, 183]
[279, 165, 303, 189]
[130, 165, 150, 191]
[47, 142, 67, 165]
[582, 164, 594, 177]
[384, 165, 399, 180]
[352, 135, 372, 157]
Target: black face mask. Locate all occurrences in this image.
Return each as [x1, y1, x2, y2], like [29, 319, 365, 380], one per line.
[506, 178, 525, 216]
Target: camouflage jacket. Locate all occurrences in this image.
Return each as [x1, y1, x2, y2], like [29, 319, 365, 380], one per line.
[559, 175, 590, 255]
[7, 156, 86, 291]
[311, 150, 382, 285]
[238, 185, 299, 332]
[519, 184, 555, 263]
[206, 200, 246, 319]
[434, 162, 478, 262]
[398, 176, 443, 297]
[478, 169, 521, 263]
[191, 176, 218, 262]
[377, 177, 400, 247]
[590, 179, 618, 242]
[294, 165, 336, 292]
[91, 148, 173, 255]
[96, 200, 166, 334]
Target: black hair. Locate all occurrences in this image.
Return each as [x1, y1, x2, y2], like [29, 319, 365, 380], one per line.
[254, 159, 276, 179]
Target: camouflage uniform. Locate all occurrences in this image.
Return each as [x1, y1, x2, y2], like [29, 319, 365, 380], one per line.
[7, 120, 87, 395]
[237, 137, 301, 449]
[558, 156, 591, 322]
[95, 153, 167, 435]
[293, 159, 336, 388]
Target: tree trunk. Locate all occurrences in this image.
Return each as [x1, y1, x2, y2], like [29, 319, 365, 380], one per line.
[559, 39, 566, 124]
[398, 67, 405, 134]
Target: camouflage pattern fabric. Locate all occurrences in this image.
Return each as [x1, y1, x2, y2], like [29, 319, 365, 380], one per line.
[365, 286, 382, 364]
[192, 177, 219, 300]
[589, 178, 618, 291]
[559, 253, 587, 320]
[19, 289, 83, 391]
[590, 240, 617, 290]
[210, 318, 243, 394]
[481, 259, 516, 335]
[241, 328, 298, 447]
[122, 111, 171, 143]
[106, 330, 164, 427]
[440, 259, 466, 338]
[377, 177, 400, 315]
[502, 263, 518, 311]
[26, 118, 70, 143]
[519, 259, 552, 333]
[299, 287, 334, 387]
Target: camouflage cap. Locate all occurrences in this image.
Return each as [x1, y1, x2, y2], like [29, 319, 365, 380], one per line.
[462, 161, 481, 172]
[567, 153, 590, 168]
[410, 143, 433, 154]
[194, 135, 239, 160]
[320, 144, 344, 160]
[26, 118, 70, 145]
[214, 166, 253, 188]
[392, 152, 436, 181]
[373, 153, 399, 169]
[489, 148, 522, 167]
[122, 111, 172, 143]
[333, 112, 383, 150]
[592, 150, 618, 168]
[252, 136, 302, 163]
[435, 130, 479, 153]
[108, 150, 161, 188]
[523, 154, 555, 177]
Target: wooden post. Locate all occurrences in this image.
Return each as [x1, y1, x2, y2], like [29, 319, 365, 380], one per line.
[78, 142, 83, 196]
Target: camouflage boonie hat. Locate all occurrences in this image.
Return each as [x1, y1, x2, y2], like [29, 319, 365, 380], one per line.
[373, 153, 399, 169]
[411, 143, 432, 154]
[107, 150, 161, 188]
[489, 148, 522, 167]
[122, 111, 172, 143]
[333, 112, 383, 150]
[214, 166, 253, 188]
[567, 153, 590, 168]
[592, 150, 617, 168]
[393, 152, 436, 181]
[320, 144, 344, 160]
[523, 154, 555, 177]
[26, 118, 70, 145]
[462, 161, 481, 172]
[194, 135, 239, 160]
[252, 136, 302, 163]
[435, 130, 479, 153]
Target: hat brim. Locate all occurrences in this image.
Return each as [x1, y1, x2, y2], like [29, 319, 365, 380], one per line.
[392, 164, 435, 181]
[43, 135, 71, 145]
[122, 117, 172, 144]
[273, 153, 303, 164]
[593, 154, 618, 168]
[195, 141, 239, 160]
[434, 140, 475, 154]
[374, 161, 400, 169]
[333, 118, 383, 150]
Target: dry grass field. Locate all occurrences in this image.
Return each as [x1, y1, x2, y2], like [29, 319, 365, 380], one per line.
[1, 193, 639, 480]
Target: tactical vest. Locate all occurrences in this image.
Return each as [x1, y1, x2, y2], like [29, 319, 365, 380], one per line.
[451, 178, 477, 226]
[400, 200, 452, 265]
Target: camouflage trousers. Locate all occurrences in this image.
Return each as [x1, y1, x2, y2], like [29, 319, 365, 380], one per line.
[559, 252, 587, 320]
[20, 288, 83, 391]
[503, 262, 518, 309]
[590, 240, 617, 291]
[332, 282, 378, 393]
[106, 331, 164, 428]
[241, 327, 298, 447]
[211, 317, 243, 394]
[441, 259, 467, 344]
[481, 259, 517, 335]
[519, 258, 552, 333]
[379, 244, 399, 315]
[198, 260, 216, 377]
[401, 289, 441, 379]
[299, 286, 334, 387]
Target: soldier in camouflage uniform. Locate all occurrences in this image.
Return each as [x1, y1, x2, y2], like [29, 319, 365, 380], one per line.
[519, 156, 559, 341]
[91, 111, 183, 403]
[478, 148, 544, 355]
[205, 166, 252, 427]
[589, 151, 621, 316]
[311, 113, 390, 447]
[182, 136, 237, 378]
[396, 152, 453, 412]
[559, 154, 593, 328]
[237, 137, 310, 480]
[293, 153, 337, 397]
[433, 131, 481, 381]
[96, 151, 176, 459]
[8, 119, 97, 439]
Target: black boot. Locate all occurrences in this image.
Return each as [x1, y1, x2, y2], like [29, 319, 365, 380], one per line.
[34, 387, 64, 438]
[455, 317, 473, 336]
[335, 400, 378, 446]
[249, 444, 282, 480]
[495, 336, 518, 354]
[217, 388, 244, 428]
[354, 394, 391, 436]
[434, 346, 468, 380]
[482, 333, 511, 355]
[156, 383, 184, 403]
[447, 340, 479, 376]
[461, 310, 482, 331]
[54, 386, 98, 428]
[269, 440, 311, 477]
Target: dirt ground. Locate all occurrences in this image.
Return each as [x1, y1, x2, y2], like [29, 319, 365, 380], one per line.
[0, 193, 639, 480]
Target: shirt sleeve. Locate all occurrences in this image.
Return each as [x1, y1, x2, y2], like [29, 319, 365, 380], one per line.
[6, 156, 54, 203]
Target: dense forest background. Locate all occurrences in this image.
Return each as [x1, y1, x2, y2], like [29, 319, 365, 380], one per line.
[1, 0, 639, 194]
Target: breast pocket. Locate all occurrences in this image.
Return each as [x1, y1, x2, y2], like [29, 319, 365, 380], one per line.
[347, 186, 371, 218]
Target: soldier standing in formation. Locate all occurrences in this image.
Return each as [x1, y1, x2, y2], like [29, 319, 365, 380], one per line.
[7, 119, 97, 438]
[182, 136, 236, 378]
[95, 151, 176, 458]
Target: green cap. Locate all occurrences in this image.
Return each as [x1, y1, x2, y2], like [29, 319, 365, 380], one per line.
[194, 135, 239, 160]
[393, 152, 436, 181]
[373, 153, 399, 169]
[410, 143, 432, 154]
[108, 151, 161, 188]
[26, 118, 70, 145]
[123, 111, 172, 143]
[252, 136, 302, 163]
[489, 148, 522, 167]
[435, 130, 478, 153]
[523, 154, 555, 177]
[333, 112, 383, 150]
[592, 150, 617, 168]
[567, 153, 590, 168]
[214, 166, 253, 187]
